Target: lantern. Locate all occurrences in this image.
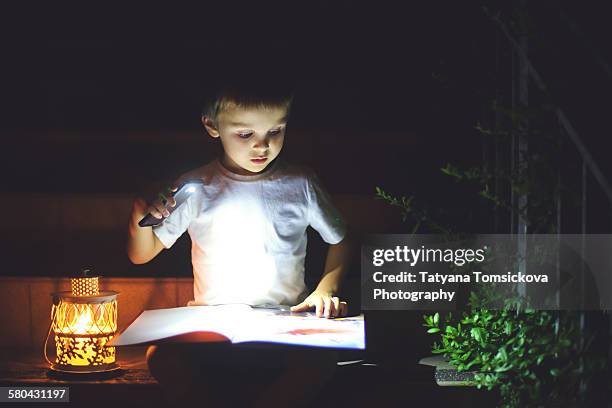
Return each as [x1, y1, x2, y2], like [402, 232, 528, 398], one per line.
[46, 269, 120, 373]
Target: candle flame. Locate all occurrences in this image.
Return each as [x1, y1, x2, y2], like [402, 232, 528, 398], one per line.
[73, 306, 95, 334]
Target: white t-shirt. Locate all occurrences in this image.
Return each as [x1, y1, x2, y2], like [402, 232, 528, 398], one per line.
[153, 159, 346, 306]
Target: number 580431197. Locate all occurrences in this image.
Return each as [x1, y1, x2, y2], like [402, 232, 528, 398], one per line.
[3, 387, 68, 402]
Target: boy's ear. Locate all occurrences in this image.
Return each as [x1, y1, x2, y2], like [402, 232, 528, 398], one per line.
[202, 116, 220, 138]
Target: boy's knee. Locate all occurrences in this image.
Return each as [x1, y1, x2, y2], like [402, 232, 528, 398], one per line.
[145, 345, 158, 369]
[146, 344, 194, 380]
[145, 344, 157, 361]
[146, 345, 165, 378]
[146, 344, 209, 405]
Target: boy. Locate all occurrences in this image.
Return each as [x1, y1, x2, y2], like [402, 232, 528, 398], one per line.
[126, 77, 352, 406]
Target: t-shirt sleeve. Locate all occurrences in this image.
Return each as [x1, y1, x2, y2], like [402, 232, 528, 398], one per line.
[152, 191, 199, 249]
[306, 172, 347, 245]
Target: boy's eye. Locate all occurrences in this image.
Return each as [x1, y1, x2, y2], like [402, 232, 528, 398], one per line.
[237, 132, 253, 139]
[268, 128, 283, 136]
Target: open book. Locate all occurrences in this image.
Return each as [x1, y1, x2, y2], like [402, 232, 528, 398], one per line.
[109, 304, 365, 349]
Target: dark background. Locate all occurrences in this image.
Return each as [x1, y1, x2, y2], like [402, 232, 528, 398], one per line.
[3, 1, 609, 192]
[1, 3, 610, 402]
[1, 1, 611, 278]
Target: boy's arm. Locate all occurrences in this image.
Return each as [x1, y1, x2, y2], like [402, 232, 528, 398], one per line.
[316, 235, 352, 295]
[290, 232, 353, 318]
[127, 198, 167, 264]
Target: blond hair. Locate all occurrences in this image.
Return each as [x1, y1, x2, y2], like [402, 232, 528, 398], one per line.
[202, 77, 294, 125]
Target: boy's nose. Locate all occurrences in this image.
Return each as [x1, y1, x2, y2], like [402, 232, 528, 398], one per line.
[253, 137, 270, 150]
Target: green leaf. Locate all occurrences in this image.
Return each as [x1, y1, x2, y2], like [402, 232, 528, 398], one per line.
[465, 357, 480, 370]
[550, 368, 561, 377]
[496, 347, 508, 362]
[440, 164, 453, 176]
[495, 364, 512, 373]
[427, 328, 441, 334]
[433, 312, 440, 325]
[471, 327, 485, 343]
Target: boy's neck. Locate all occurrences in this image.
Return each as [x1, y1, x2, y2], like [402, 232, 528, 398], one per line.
[220, 154, 260, 176]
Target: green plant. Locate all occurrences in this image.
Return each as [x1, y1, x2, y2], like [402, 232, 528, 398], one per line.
[423, 291, 602, 407]
[375, 55, 606, 408]
[376, 151, 606, 406]
[377, 148, 606, 406]
[373, 3, 611, 403]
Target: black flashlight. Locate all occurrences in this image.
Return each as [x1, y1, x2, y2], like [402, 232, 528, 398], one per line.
[138, 180, 205, 227]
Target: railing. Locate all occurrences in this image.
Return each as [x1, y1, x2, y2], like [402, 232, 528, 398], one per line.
[489, 3, 611, 362]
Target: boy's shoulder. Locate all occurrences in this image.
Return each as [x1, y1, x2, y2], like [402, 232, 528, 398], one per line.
[273, 160, 317, 182]
[174, 161, 219, 185]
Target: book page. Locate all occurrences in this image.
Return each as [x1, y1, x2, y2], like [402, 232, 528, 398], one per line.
[110, 304, 365, 349]
[231, 308, 365, 349]
[109, 304, 252, 346]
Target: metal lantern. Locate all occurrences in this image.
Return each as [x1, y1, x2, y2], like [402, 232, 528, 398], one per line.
[47, 270, 119, 373]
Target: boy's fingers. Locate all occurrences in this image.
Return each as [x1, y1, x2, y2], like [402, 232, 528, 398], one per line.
[153, 203, 169, 217]
[150, 209, 163, 219]
[331, 297, 340, 317]
[166, 186, 179, 199]
[324, 298, 332, 319]
[339, 301, 348, 317]
[170, 178, 183, 191]
[315, 298, 324, 318]
[158, 205, 170, 217]
[161, 188, 177, 207]
[158, 193, 169, 206]
[290, 302, 309, 312]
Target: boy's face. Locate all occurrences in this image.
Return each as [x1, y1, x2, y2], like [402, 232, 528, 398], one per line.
[204, 105, 288, 175]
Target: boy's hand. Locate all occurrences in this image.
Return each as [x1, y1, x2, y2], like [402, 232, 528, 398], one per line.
[290, 290, 348, 318]
[130, 187, 178, 225]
